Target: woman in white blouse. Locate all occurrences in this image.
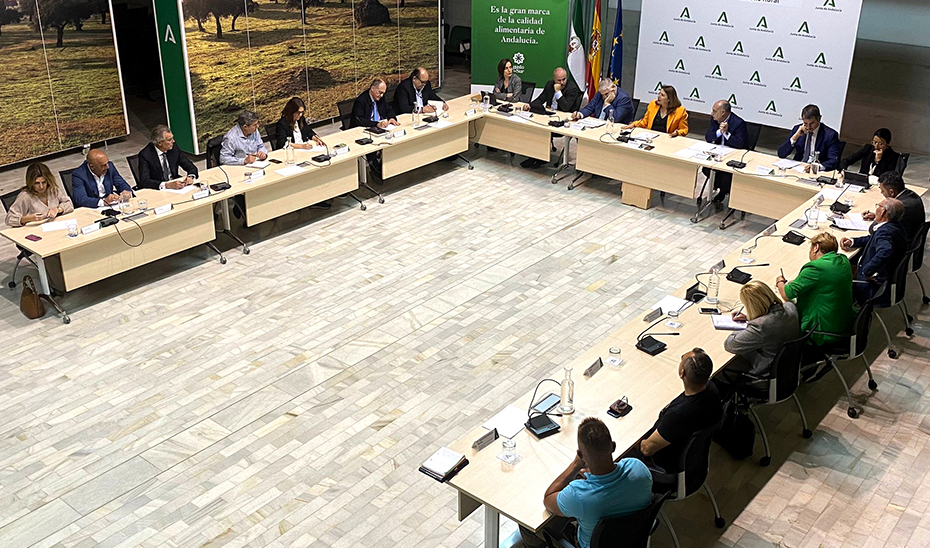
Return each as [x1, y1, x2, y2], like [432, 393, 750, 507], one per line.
[5, 163, 74, 227]
[273, 97, 325, 150]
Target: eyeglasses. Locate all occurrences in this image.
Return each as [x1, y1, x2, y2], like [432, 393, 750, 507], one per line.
[297, 109, 305, 115]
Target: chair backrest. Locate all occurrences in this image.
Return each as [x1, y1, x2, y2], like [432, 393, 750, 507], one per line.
[1, 188, 21, 213]
[337, 99, 355, 131]
[848, 284, 883, 359]
[445, 25, 471, 53]
[520, 81, 536, 104]
[630, 98, 642, 121]
[897, 152, 910, 175]
[769, 328, 814, 403]
[205, 135, 224, 168]
[746, 122, 763, 152]
[58, 168, 77, 204]
[264, 123, 280, 151]
[836, 141, 847, 161]
[908, 220, 929, 273]
[888, 248, 911, 306]
[125, 154, 141, 189]
[590, 491, 673, 548]
[673, 421, 720, 499]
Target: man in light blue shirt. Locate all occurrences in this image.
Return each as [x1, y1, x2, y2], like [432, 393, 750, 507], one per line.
[220, 110, 268, 166]
[521, 417, 653, 548]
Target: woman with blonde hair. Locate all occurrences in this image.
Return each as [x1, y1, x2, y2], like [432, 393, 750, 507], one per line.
[723, 280, 800, 378]
[5, 163, 73, 227]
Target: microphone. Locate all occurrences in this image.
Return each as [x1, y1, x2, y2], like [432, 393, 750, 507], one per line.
[743, 223, 778, 252]
[727, 149, 750, 169]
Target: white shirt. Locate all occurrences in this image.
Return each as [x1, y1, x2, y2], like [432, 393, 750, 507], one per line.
[293, 122, 305, 144]
[715, 115, 731, 142]
[414, 86, 424, 109]
[93, 170, 107, 207]
[791, 126, 820, 161]
[157, 149, 170, 190]
[551, 89, 563, 110]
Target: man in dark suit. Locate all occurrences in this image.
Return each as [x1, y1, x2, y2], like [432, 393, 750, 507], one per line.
[777, 104, 843, 172]
[862, 171, 926, 245]
[71, 149, 134, 208]
[841, 198, 908, 306]
[571, 77, 634, 124]
[137, 125, 199, 190]
[703, 99, 750, 204]
[393, 67, 446, 115]
[351, 78, 398, 129]
[519, 68, 583, 168]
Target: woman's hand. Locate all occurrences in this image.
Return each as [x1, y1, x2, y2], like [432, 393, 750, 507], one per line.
[732, 311, 748, 322]
[45, 207, 59, 221]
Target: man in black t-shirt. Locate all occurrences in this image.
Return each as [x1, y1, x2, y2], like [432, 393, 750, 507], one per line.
[635, 348, 722, 491]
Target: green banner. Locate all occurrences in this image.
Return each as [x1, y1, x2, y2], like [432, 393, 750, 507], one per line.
[471, 0, 570, 92]
[153, 0, 196, 154]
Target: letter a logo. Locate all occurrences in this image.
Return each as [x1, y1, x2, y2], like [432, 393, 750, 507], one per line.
[750, 71, 761, 83]
[773, 47, 784, 59]
[757, 16, 768, 28]
[654, 81, 664, 92]
[728, 94, 738, 106]
[798, 21, 810, 34]
[717, 12, 728, 24]
[164, 24, 176, 44]
[690, 88, 700, 99]
[659, 31, 669, 42]
[674, 59, 686, 71]
[680, 7, 690, 19]
[695, 36, 705, 48]
[711, 65, 722, 77]
[815, 52, 827, 65]
[733, 41, 744, 53]
[765, 101, 777, 113]
[824, 0, 836, 6]
[790, 77, 802, 89]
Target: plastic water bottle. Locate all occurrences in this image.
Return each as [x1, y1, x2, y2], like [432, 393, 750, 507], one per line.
[413, 106, 421, 127]
[706, 267, 720, 305]
[559, 365, 575, 414]
[807, 203, 821, 229]
[284, 137, 295, 165]
[809, 150, 822, 175]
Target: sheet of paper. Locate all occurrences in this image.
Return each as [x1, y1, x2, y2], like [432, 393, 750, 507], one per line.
[246, 160, 270, 169]
[712, 314, 747, 331]
[41, 219, 78, 232]
[674, 148, 701, 159]
[832, 214, 871, 231]
[774, 159, 801, 169]
[274, 165, 306, 177]
[162, 185, 198, 195]
[428, 119, 453, 129]
[755, 166, 775, 176]
[577, 118, 606, 128]
[818, 185, 850, 201]
[634, 130, 661, 141]
[793, 165, 809, 174]
[482, 404, 527, 439]
[385, 124, 399, 131]
[651, 295, 693, 315]
[688, 142, 716, 152]
[300, 145, 326, 154]
[712, 145, 736, 156]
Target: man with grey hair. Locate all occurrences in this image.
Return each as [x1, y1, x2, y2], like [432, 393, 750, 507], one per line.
[841, 197, 908, 306]
[351, 78, 398, 129]
[137, 125, 199, 190]
[220, 110, 268, 166]
[571, 77, 633, 124]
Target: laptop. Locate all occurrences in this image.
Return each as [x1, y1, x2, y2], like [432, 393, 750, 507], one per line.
[842, 170, 870, 188]
[480, 91, 499, 106]
[529, 103, 556, 116]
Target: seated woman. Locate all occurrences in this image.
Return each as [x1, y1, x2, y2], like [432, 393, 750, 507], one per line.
[721, 281, 800, 386]
[840, 128, 900, 177]
[274, 97, 325, 150]
[493, 58, 522, 102]
[622, 85, 688, 137]
[5, 162, 74, 227]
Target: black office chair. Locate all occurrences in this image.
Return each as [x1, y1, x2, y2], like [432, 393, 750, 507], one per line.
[739, 328, 815, 466]
[807, 284, 884, 419]
[264, 123, 280, 151]
[866, 250, 913, 357]
[697, 122, 762, 227]
[907, 221, 930, 305]
[205, 135, 224, 169]
[629, 98, 642, 121]
[337, 99, 355, 131]
[1, 188, 41, 290]
[544, 491, 673, 548]
[125, 154, 141, 189]
[58, 168, 77, 205]
[896, 152, 910, 175]
[519, 81, 536, 104]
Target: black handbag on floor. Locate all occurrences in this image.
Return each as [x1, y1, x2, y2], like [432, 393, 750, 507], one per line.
[713, 397, 755, 460]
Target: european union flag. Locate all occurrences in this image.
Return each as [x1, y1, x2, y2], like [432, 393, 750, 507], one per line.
[608, 2, 623, 85]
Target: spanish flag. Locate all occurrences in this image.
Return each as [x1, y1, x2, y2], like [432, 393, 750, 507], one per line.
[585, 0, 602, 101]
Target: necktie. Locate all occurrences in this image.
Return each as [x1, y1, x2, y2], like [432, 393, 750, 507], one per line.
[372, 102, 380, 122]
[161, 153, 171, 180]
[804, 132, 813, 162]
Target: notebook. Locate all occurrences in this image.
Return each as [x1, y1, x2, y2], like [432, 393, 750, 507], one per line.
[419, 447, 468, 482]
[711, 314, 747, 331]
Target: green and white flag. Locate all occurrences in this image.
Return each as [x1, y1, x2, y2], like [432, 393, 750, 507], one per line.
[568, 0, 587, 93]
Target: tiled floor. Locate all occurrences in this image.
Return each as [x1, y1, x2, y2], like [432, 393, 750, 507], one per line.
[0, 142, 928, 547]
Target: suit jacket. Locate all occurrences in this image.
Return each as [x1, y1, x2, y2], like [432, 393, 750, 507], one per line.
[137, 142, 198, 190]
[631, 101, 689, 136]
[578, 88, 635, 124]
[897, 188, 927, 245]
[840, 144, 900, 176]
[351, 90, 396, 128]
[777, 123, 843, 171]
[529, 79, 582, 113]
[70, 161, 133, 208]
[852, 221, 908, 288]
[273, 117, 317, 150]
[705, 113, 749, 150]
[493, 75, 522, 102]
[393, 77, 443, 114]
[724, 301, 800, 377]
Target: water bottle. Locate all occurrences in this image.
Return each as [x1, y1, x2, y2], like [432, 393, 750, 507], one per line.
[413, 106, 421, 127]
[559, 365, 575, 414]
[284, 137, 295, 165]
[807, 203, 821, 229]
[706, 267, 720, 305]
[809, 150, 822, 175]
[481, 95, 490, 112]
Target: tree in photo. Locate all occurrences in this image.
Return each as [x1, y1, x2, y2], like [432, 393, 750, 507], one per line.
[285, 0, 323, 27]
[184, 0, 254, 38]
[0, 5, 20, 35]
[230, 0, 257, 31]
[20, 0, 96, 47]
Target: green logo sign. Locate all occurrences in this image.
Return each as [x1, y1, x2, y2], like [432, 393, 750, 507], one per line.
[757, 16, 768, 28]
[798, 21, 810, 33]
[733, 41, 744, 53]
[765, 101, 777, 113]
[711, 65, 722, 76]
[674, 59, 686, 71]
[695, 36, 705, 48]
[654, 81, 664, 92]
[750, 71, 761, 82]
[680, 7, 690, 19]
[815, 52, 827, 64]
[728, 94, 738, 106]
[790, 77, 802, 89]
[689, 87, 700, 99]
[717, 12, 728, 24]
[773, 47, 784, 59]
[823, 0, 836, 7]
[659, 31, 669, 42]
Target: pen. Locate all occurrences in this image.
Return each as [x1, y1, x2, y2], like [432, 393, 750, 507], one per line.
[779, 268, 784, 278]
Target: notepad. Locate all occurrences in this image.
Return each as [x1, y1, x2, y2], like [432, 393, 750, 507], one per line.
[773, 159, 801, 169]
[41, 219, 78, 232]
[712, 314, 747, 331]
[651, 295, 693, 316]
[832, 214, 871, 231]
[429, 119, 453, 129]
[246, 160, 270, 169]
[419, 447, 468, 482]
[162, 185, 198, 195]
[482, 405, 526, 439]
[274, 165, 306, 177]
[633, 130, 661, 141]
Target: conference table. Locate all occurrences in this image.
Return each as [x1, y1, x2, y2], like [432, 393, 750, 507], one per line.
[0, 93, 894, 325]
[442, 180, 927, 547]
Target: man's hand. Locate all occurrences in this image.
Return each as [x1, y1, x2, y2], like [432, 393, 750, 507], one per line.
[377, 120, 389, 129]
[422, 104, 436, 113]
[803, 164, 812, 173]
[862, 211, 876, 221]
[256, 150, 268, 161]
[571, 112, 582, 121]
[104, 193, 120, 205]
[554, 83, 563, 92]
[166, 179, 186, 190]
[793, 126, 807, 142]
[719, 121, 729, 135]
[522, 104, 531, 111]
[120, 190, 133, 201]
[840, 237, 853, 251]
[389, 118, 399, 126]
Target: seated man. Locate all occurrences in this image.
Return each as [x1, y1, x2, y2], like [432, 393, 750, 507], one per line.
[351, 78, 398, 129]
[861, 171, 926, 245]
[841, 198, 908, 306]
[571, 77, 634, 124]
[702, 100, 749, 205]
[520, 417, 652, 548]
[520, 67, 583, 169]
[137, 125, 199, 190]
[393, 67, 447, 115]
[220, 110, 268, 166]
[636, 348, 722, 491]
[777, 104, 843, 173]
[71, 149, 133, 208]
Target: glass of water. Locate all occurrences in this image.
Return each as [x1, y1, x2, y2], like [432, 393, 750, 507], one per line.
[502, 438, 517, 464]
[138, 198, 148, 211]
[67, 223, 79, 238]
[481, 95, 490, 112]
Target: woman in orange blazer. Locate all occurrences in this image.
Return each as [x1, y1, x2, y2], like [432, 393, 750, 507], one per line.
[622, 85, 689, 137]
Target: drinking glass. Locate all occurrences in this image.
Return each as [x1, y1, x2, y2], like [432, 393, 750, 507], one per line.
[502, 438, 517, 464]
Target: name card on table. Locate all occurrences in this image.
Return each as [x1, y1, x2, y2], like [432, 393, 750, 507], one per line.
[192, 189, 211, 200]
[392, 129, 407, 139]
[465, 108, 476, 116]
[332, 144, 350, 156]
[755, 166, 776, 176]
[154, 203, 174, 216]
[80, 223, 100, 236]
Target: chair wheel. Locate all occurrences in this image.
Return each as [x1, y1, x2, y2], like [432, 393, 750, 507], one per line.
[220, 256, 227, 264]
[760, 456, 771, 466]
[847, 407, 858, 419]
[906, 328, 914, 336]
[923, 296, 930, 305]
[888, 349, 898, 359]
[868, 379, 878, 391]
[378, 197, 385, 204]
[243, 247, 250, 255]
[803, 428, 813, 438]
[8, 281, 15, 289]
[718, 222, 727, 230]
[907, 315, 914, 323]
[360, 204, 367, 211]
[690, 216, 699, 223]
[551, 178, 558, 184]
[62, 315, 71, 324]
[567, 185, 575, 190]
[714, 517, 726, 529]
[468, 165, 474, 170]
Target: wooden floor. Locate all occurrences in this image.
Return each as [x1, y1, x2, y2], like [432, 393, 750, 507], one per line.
[0, 150, 928, 548]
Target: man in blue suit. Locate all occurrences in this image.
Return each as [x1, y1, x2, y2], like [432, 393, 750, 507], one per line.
[704, 99, 749, 204]
[71, 149, 134, 208]
[572, 78, 634, 124]
[840, 198, 908, 306]
[777, 104, 843, 173]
